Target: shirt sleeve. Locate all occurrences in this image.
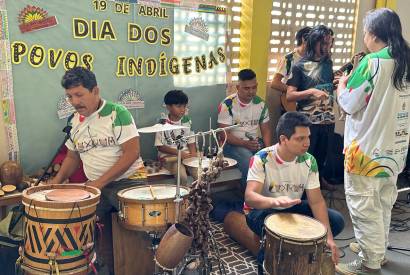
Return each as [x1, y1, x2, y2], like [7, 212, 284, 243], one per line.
[247, 154, 266, 184]
[154, 131, 164, 146]
[259, 103, 270, 124]
[305, 156, 320, 189]
[286, 64, 303, 89]
[276, 56, 287, 78]
[337, 57, 374, 115]
[114, 106, 139, 145]
[217, 101, 233, 125]
[65, 135, 75, 151]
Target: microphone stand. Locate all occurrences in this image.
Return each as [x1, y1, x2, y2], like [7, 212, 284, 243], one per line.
[34, 125, 72, 186]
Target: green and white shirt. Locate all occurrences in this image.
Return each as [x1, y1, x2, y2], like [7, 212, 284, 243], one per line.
[247, 145, 320, 210]
[338, 47, 410, 177]
[66, 100, 145, 181]
[154, 115, 195, 159]
[217, 94, 269, 140]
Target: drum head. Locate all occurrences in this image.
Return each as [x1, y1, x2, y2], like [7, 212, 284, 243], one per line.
[46, 188, 91, 202]
[119, 185, 189, 200]
[182, 157, 237, 168]
[265, 213, 326, 241]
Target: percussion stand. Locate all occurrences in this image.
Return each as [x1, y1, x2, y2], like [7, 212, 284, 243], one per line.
[35, 122, 72, 186]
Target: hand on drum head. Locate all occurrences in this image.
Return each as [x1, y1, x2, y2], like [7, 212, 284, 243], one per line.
[270, 196, 301, 208]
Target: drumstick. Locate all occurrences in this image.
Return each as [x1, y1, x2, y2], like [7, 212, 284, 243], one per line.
[149, 185, 157, 199]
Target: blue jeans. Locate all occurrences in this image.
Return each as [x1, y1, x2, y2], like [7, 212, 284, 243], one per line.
[246, 200, 345, 264]
[223, 143, 256, 189]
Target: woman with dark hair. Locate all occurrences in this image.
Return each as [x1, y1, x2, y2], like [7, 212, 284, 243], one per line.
[336, 8, 410, 275]
[286, 25, 336, 191]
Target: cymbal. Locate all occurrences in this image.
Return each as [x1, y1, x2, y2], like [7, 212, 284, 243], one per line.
[138, 123, 188, 133]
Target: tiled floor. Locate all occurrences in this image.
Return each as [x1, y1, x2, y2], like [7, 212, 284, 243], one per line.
[207, 181, 410, 275]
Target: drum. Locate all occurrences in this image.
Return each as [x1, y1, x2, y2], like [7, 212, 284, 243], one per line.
[117, 185, 189, 231]
[21, 184, 100, 275]
[263, 213, 327, 275]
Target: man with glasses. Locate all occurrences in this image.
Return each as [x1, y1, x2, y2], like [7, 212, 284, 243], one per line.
[50, 66, 146, 217]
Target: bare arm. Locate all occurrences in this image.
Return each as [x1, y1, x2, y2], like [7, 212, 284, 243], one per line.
[306, 188, 339, 264]
[260, 121, 272, 147]
[245, 180, 301, 209]
[51, 149, 81, 184]
[270, 73, 287, 93]
[157, 143, 196, 159]
[218, 123, 259, 151]
[87, 137, 140, 189]
[287, 85, 328, 103]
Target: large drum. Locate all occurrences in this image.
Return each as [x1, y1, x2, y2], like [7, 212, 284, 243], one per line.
[21, 184, 100, 275]
[264, 213, 327, 275]
[117, 184, 189, 231]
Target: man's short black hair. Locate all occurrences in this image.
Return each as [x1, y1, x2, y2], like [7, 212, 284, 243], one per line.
[295, 27, 312, 46]
[238, 69, 256, 81]
[276, 112, 311, 142]
[61, 66, 97, 91]
[164, 90, 188, 105]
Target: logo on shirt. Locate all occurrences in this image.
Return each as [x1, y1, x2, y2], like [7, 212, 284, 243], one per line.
[397, 112, 408, 120]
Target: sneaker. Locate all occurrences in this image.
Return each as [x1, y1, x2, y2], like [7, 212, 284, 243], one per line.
[349, 242, 388, 266]
[336, 259, 382, 275]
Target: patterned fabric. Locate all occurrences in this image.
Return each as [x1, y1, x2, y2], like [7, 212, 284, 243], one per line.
[276, 50, 302, 82]
[217, 93, 269, 140]
[247, 145, 320, 209]
[338, 47, 410, 177]
[154, 114, 195, 159]
[66, 100, 145, 181]
[286, 57, 335, 124]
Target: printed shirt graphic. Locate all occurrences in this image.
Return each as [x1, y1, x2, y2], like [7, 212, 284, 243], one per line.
[286, 58, 335, 124]
[338, 47, 410, 177]
[247, 145, 320, 210]
[66, 100, 145, 181]
[154, 115, 195, 159]
[276, 50, 302, 83]
[217, 93, 269, 140]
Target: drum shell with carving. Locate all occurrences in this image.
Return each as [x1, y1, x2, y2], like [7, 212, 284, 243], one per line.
[263, 213, 327, 275]
[21, 184, 100, 275]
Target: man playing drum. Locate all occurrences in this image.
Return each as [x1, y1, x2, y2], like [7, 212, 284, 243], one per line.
[245, 112, 344, 265]
[49, 66, 146, 217]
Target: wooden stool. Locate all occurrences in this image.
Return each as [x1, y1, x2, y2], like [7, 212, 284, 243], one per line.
[112, 213, 155, 275]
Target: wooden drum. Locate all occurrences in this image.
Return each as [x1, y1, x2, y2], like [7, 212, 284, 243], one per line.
[117, 184, 189, 232]
[264, 213, 327, 275]
[21, 184, 100, 274]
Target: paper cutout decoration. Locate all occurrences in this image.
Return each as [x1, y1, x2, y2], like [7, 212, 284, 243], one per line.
[118, 88, 145, 109]
[185, 17, 209, 41]
[57, 95, 75, 119]
[0, 10, 9, 40]
[18, 5, 58, 33]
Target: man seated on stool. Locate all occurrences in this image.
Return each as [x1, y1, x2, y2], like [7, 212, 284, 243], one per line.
[218, 69, 272, 191]
[245, 112, 344, 265]
[50, 66, 147, 217]
[155, 90, 197, 185]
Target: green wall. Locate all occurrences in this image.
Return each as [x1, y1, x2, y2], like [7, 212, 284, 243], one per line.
[6, 0, 226, 173]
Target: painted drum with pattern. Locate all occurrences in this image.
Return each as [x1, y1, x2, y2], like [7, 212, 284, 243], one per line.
[21, 184, 100, 274]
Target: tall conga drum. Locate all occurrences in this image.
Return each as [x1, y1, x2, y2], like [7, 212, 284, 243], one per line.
[264, 213, 327, 275]
[21, 184, 100, 274]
